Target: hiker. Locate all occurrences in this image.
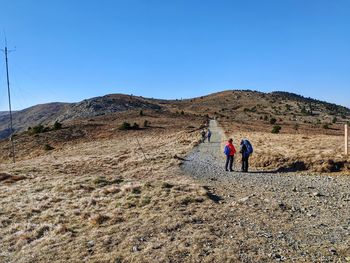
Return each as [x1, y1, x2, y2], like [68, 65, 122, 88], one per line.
[201, 130, 206, 143]
[207, 129, 212, 142]
[224, 138, 236, 172]
[240, 139, 253, 172]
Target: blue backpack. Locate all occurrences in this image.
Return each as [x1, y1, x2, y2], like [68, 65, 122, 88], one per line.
[243, 139, 253, 154]
[224, 145, 230, 156]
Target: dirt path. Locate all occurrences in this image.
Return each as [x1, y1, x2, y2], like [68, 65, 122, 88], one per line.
[181, 120, 350, 261]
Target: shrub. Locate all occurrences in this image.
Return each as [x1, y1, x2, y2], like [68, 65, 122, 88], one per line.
[272, 125, 281, 134]
[53, 121, 62, 130]
[44, 144, 54, 151]
[293, 123, 299, 130]
[332, 117, 337, 124]
[30, 124, 45, 134]
[139, 110, 144, 116]
[180, 110, 185, 115]
[323, 123, 330, 129]
[132, 123, 140, 129]
[143, 120, 149, 127]
[131, 187, 142, 195]
[270, 118, 277, 124]
[118, 122, 131, 130]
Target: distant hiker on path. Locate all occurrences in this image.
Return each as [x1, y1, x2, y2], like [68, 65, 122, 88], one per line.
[207, 129, 212, 142]
[240, 139, 253, 172]
[201, 130, 206, 143]
[224, 138, 236, 172]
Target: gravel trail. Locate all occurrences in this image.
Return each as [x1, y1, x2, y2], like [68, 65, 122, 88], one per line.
[181, 120, 350, 261]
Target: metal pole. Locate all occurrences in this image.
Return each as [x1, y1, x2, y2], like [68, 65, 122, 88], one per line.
[4, 43, 15, 163]
[136, 138, 148, 161]
[345, 124, 348, 155]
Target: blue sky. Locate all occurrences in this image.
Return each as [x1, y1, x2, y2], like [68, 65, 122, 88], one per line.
[0, 0, 349, 111]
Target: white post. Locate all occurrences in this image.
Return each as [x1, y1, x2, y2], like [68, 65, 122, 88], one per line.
[345, 124, 348, 155]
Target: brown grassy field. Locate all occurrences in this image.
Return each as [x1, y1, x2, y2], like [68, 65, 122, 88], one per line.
[0, 91, 350, 262]
[220, 120, 350, 174]
[0, 112, 224, 262]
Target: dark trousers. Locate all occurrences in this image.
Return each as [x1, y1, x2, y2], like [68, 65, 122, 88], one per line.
[242, 155, 249, 172]
[208, 135, 211, 142]
[225, 155, 234, 171]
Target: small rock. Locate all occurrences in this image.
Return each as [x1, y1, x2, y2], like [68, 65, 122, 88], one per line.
[87, 240, 95, 247]
[238, 197, 250, 203]
[272, 253, 285, 261]
[312, 192, 322, 197]
[307, 212, 316, 217]
[329, 247, 337, 255]
[278, 202, 287, 211]
[132, 245, 139, 252]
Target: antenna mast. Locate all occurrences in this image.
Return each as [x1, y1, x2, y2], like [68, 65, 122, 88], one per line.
[2, 38, 15, 163]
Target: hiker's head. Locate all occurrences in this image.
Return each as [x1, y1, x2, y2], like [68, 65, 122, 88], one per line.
[228, 138, 233, 143]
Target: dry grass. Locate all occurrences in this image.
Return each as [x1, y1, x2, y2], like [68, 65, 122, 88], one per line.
[1, 107, 350, 262]
[221, 121, 350, 174]
[0, 112, 226, 262]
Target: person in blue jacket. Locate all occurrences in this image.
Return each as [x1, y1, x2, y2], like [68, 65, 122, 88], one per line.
[240, 139, 253, 172]
[207, 129, 212, 142]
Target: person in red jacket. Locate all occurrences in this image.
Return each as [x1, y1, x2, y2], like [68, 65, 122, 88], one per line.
[224, 138, 236, 172]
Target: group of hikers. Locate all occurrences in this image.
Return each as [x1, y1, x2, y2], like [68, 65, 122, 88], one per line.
[200, 128, 253, 172]
[201, 129, 211, 143]
[224, 138, 253, 172]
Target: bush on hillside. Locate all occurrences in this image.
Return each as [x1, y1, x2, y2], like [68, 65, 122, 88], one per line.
[53, 121, 62, 130]
[31, 124, 45, 134]
[270, 118, 277, 124]
[44, 144, 54, 151]
[271, 125, 282, 134]
[119, 122, 131, 130]
[118, 122, 140, 130]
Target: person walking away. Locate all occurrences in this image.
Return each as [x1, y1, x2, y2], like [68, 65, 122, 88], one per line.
[201, 130, 206, 143]
[240, 139, 253, 172]
[224, 138, 236, 171]
[207, 129, 212, 142]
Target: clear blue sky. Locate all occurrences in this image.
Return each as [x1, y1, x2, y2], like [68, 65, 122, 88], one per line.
[0, 0, 349, 111]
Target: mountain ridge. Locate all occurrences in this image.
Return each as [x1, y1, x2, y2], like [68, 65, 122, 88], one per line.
[0, 90, 349, 140]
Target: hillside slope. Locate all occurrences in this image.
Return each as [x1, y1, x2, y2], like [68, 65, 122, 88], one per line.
[0, 90, 349, 140]
[0, 95, 162, 139]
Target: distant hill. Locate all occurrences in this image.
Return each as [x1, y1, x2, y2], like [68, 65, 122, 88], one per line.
[0, 90, 349, 140]
[0, 111, 16, 117]
[0, 94, 162, 139]
[170, 90, 350, 124]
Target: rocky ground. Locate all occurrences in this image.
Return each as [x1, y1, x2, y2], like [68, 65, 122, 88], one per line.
[181, 120, 350, 262]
